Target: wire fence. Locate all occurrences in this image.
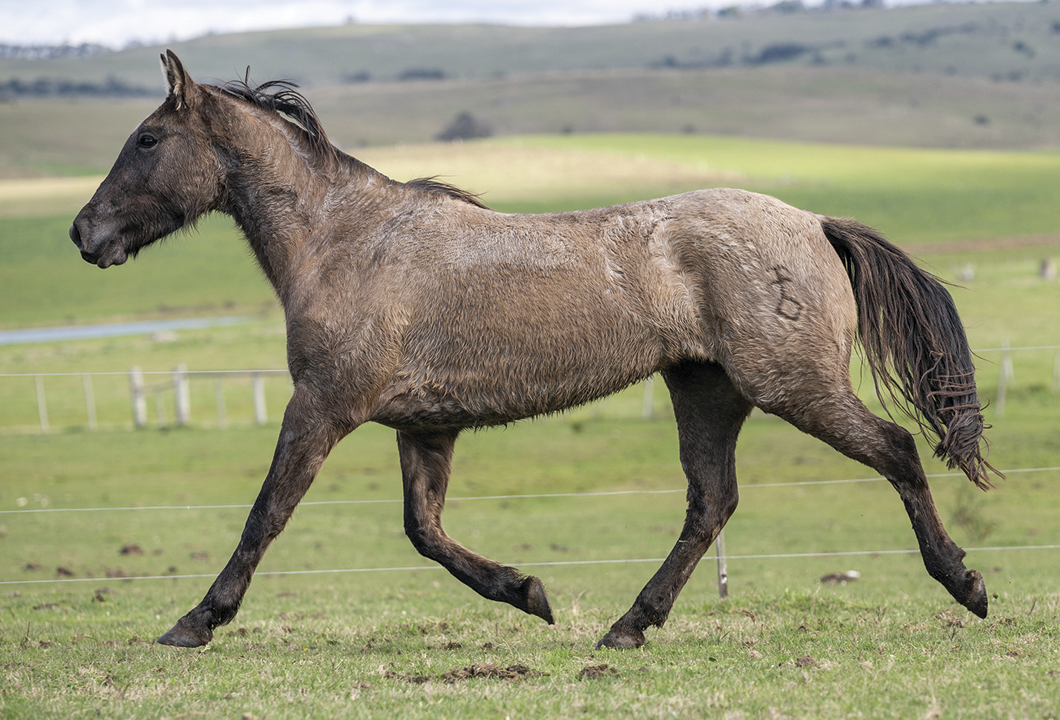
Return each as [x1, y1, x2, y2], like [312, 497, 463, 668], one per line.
[2, 343, 1058, 600]
[2, 343, 1059, 434]
[4, 465, 1058, 591]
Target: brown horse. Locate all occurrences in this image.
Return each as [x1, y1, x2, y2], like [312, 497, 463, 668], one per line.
[71, 51, 997, 650]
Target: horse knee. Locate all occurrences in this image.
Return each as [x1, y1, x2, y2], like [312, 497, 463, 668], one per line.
[404, 520, 448, 562]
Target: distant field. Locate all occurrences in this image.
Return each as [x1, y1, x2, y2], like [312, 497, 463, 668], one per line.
[6, 3, 1060, 180]
[2, 133, 1057, 329]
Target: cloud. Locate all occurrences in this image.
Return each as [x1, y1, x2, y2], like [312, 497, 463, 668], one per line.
[1, 0, 671, 47]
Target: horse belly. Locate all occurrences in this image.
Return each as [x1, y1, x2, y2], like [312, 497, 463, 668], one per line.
[372, 292, 668, 429]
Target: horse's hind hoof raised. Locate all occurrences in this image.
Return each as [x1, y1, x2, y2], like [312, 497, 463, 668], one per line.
[157, 617, 213, 648]
[961, 569, 988, 619]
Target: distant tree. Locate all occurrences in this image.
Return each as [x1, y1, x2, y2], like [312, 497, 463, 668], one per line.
[398, 68, 446, 81]
[436, 112, 492, 142]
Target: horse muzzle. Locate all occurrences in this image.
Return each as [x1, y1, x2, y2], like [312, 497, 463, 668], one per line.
[69, 219, 128, 268]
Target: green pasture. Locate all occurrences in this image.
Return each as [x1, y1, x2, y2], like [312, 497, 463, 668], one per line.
[1, 134, 1059, 717]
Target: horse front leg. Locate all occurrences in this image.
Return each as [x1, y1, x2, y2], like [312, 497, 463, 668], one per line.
[157, 387, 346, 647]
[597, 362, 752, 649]
[398, 429, 554, 624]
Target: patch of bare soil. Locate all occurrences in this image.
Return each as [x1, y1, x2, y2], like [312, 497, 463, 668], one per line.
[578, 663, 620, 679]
[384, 663, 546, 684]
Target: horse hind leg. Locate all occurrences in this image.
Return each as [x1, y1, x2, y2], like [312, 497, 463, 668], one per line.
[764, 382, 988, 618]
[397, 429, 554, 624]
[597, 361, 753, 649]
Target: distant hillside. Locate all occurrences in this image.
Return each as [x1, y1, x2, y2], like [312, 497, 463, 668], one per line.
[2, 2, 1058, 88]
[2, 1, 1060, 178]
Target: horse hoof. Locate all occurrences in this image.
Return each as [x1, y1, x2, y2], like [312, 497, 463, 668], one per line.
[157, 617, 213, 647]
[962, 570, 988, 619]
[594, 627, 645, 650]
[522, 575, 555, 625]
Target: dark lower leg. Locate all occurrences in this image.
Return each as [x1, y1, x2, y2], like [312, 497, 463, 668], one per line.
[787, 396, 987, 618]
[597, 362, 751, 649]
[398, 430, 554, 624]
[158, 395, 343, 647]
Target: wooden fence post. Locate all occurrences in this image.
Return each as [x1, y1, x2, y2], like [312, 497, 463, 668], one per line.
[253, 373, 267, 426]
[996, 340, 1014, 417]
[214, 377, 227, 429]
[82, 373, 97, 430]
[130, 367, 147, 428]
[34, 375, 49, 434]
[174, 364, 190, 427]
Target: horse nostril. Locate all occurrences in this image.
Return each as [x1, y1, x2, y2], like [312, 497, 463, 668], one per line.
[69, 223, 83, 249]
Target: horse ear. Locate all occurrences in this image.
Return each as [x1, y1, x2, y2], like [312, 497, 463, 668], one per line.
[160, 49, 196, 110]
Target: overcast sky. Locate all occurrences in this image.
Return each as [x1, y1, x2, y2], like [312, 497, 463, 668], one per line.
[3, 0, 929, 48]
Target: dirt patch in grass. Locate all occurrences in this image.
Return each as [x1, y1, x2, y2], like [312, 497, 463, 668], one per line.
[384, 662, 546, 685]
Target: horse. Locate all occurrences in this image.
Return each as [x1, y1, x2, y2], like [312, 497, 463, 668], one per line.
[71, 51, 998, 650]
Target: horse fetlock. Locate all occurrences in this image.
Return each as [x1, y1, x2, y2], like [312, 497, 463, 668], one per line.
[519, 575, 555, 625]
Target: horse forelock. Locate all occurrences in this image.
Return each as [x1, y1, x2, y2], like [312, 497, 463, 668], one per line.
[218, 76, 338, 163]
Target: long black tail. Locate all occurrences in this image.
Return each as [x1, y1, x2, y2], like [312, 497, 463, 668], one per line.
[821, 216, 998, 488]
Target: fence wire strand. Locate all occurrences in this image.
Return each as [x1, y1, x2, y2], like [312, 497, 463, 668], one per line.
[3, 466, 1058, 587]
[3, 466, 1058, 516]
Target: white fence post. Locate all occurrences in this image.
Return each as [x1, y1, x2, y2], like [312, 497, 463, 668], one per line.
[253, 373, 267, 426]
[130, 367, 147, 428]
[174, 364, 190, 427]
[34, 375, 49, 434]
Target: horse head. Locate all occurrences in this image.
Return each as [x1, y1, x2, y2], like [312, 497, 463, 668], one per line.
[70, 50, 225, 268]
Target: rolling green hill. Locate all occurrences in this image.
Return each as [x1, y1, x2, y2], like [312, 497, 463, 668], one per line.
[3, 2, 1060, 180]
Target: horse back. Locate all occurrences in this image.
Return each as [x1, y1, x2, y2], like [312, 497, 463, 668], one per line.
[292, 187, 854, 429]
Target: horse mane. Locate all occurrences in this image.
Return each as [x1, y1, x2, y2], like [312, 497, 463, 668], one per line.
[405, 177, 488, 209]
[219, 73, 338, 163]
[219, 72, 487, 209]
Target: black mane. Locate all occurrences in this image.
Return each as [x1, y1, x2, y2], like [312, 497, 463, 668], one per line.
[220, 74, 337, 162]
[220, 71, 486, 209]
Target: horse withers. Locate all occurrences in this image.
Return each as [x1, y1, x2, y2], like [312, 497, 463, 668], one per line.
[71, 51, 998, 650]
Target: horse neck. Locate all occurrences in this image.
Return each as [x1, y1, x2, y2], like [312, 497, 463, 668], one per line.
[217, 108, 383, 294]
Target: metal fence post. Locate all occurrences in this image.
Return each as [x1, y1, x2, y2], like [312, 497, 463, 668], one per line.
[716, 529, 729, 599]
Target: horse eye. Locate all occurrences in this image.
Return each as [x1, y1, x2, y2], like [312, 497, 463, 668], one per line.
[137, 134, 158, 149]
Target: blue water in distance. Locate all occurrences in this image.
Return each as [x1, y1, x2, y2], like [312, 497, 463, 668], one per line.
[0, 316, 250, 346]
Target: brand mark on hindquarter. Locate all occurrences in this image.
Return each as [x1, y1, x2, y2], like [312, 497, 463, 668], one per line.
[770, 266, 803, 321]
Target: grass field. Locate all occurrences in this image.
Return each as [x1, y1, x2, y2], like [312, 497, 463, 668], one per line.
[1, 133, 1059, 717]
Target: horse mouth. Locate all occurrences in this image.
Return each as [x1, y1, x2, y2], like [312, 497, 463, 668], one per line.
[71, 223, 128, 268]
[82, 247, 128, 268]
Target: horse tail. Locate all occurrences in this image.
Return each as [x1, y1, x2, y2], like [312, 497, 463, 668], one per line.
[820, 216, 998, 489]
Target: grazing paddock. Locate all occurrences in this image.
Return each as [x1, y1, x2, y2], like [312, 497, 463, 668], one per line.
[2, 132, 1059, 716]
[2, 414, 1059, 718]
